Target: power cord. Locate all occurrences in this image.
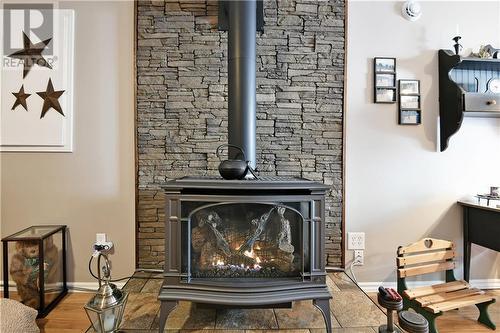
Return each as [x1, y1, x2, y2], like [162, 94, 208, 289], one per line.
[87, 255, 158, 283]
[346, 252, 363, 285]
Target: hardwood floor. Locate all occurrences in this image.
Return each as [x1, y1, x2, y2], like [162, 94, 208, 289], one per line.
[36, 293, 92, 333]
[2, 285, 498, 332]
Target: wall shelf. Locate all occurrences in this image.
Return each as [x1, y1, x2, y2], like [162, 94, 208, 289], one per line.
[438, 49, 500, 152]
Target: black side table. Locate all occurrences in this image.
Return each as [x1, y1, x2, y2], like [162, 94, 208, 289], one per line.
[2, 225, 67, 317]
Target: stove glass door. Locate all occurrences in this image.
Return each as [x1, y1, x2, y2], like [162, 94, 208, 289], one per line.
[189, 203, 303, 279]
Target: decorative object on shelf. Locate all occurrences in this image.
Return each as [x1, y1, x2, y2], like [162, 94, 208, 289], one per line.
[486, 78, 500, 93]
[84, 253, 129, 333]
[472, 45, 494, 59]
[37, 78, 66, 118]
[2, 225, 67, 318]
[398, 79, 421, 125]
[452, 36, 462, 55]
[401, 1, 422, 22]
[11, 85, 31, 111]
[491, 186, 500, 197]
[374, 57, 397, 103]
[1, 9, 74, 152]
[484, 44, 499, 59]
[438, 49, 500, 151]
[476, 194, 500, 206]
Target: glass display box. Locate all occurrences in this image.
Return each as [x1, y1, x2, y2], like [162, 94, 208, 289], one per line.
[2, 225, 67, 317]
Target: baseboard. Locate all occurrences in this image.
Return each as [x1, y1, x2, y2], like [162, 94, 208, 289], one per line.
[357, 279, 500, 293]
[0, 281, 126, 293]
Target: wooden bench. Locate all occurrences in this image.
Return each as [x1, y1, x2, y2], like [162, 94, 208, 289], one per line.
[397, 238, 496, 333]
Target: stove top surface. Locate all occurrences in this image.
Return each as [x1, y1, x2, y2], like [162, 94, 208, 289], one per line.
[163, 176, 330, 191]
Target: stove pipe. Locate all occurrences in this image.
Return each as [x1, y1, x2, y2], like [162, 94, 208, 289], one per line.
[227, 0, 256, 169]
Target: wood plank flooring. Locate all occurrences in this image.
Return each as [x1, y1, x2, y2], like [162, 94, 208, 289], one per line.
[2, 273, 498, 333]
[368, 289, 500, 333]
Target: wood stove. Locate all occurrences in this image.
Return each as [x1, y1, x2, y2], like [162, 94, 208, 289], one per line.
[157, 1, 333, 331]
[158, 176, 332, 331]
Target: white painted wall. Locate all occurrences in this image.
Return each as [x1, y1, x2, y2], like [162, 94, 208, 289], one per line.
[346, 1, 500, 286]
[0, 1, 135, 284]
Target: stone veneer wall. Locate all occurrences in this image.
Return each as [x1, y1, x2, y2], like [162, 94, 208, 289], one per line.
[136, 0, 345, 268]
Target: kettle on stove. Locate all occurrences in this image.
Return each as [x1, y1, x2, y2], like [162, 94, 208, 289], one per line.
[216, 144, 258, 180]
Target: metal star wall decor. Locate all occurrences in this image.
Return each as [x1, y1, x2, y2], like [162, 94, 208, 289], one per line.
[11, 85, 31, 111]
[8, 32, 52, 78]
[37, 78, 65, 118]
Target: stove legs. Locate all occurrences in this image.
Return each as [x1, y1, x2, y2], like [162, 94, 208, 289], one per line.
[158, 300, 178, 333]
[313, 298, 332, 333]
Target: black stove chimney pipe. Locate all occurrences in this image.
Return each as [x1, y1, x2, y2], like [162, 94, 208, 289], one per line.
[227, 0, 256, 169]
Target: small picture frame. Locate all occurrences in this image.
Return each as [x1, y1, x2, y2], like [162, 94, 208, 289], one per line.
[398, 79, 421, 125]
[400, 95, 420, 109]
[376, 88, 396, 103]
[374, 58, 396, 73]
[376, 73, 396, 87]
[374, 57, 396, 103]
[399, 80, 420, 94]
[400, 110, 421, 125]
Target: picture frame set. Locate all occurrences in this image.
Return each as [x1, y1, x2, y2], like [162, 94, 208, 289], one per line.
[398, 79, 421, 125]
[374, 57, 397, 103]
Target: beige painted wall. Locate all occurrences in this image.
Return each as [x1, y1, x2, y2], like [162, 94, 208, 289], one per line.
[346, 1, 500, 285]
[0, 1, 135, 284]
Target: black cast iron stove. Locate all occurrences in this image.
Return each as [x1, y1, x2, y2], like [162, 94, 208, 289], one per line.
[158, 176, 332, 331]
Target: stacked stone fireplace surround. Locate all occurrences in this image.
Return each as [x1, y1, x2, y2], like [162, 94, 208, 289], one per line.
[136, 0, 345, 269]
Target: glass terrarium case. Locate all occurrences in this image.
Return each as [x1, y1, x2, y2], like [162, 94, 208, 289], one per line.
[2, 225, 67, 317]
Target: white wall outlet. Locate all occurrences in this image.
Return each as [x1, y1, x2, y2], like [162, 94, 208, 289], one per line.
[96, 233, 107, 244]
[354, 250, 364, 265]
[93, 233, 113, 256]
[347, 232, 365, 250]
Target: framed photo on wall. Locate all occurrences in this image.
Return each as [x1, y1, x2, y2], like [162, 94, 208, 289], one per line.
[374, 57, 396, 103]
[398, 79, 421, 125]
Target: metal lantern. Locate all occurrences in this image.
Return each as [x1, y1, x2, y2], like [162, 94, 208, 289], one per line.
[84, 254, 128, 333]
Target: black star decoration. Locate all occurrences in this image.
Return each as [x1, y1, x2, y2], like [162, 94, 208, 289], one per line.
[11, 85, 31, 111]
[37, 79, 65, 118]
[8, 32, 52, 78]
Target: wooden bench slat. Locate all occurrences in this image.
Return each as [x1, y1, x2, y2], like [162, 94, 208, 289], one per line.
[424, 294, 495, 314]
[416, 288, 484, 306]
[398, 238, 454, 255]
[398, 261, 455, 278]
[403, 280, 469, 300]
[397, 250, 455, 267]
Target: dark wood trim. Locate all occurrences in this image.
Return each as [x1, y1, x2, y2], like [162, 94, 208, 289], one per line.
[134, 0, 139, 270]
[341, 0, 348, 269]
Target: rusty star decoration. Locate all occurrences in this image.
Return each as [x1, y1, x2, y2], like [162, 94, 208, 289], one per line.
[37, 79, 65, 118]
[11, 85, 31, 111]
[8, 32, 52, 78]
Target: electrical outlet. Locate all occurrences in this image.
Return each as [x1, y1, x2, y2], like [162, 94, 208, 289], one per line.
[347, 232, 365, 250]
[96, 233, 107, 244]
[354, 250, 364, 265]
[93, 233, 113, 256]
